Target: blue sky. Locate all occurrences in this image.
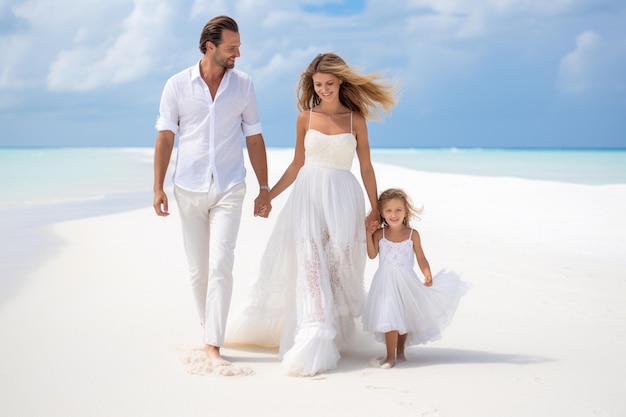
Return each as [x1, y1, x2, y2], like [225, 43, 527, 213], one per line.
[1, 0, 625, 148]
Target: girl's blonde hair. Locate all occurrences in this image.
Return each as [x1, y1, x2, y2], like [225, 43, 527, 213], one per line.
[377, 188, 423, 226]
[296, 53, 398, 121]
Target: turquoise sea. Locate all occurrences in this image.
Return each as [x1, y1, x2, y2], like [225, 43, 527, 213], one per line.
[370, 148, 626, 185]
[1, 147, 625, 213]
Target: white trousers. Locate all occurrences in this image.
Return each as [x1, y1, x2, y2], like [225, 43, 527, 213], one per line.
[174, 182, 246, 347]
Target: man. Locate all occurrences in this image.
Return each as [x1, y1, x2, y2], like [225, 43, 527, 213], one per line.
[153, 15, 271, 366]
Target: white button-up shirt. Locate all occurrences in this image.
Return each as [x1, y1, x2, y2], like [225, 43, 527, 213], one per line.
[155, 62, 263, 193]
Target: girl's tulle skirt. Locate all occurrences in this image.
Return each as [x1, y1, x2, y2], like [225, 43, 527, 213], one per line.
[363, 268, 469, 345]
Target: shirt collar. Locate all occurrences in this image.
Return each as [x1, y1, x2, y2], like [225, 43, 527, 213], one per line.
[191, 60, 202, 81]
[191, 60, 232, 84]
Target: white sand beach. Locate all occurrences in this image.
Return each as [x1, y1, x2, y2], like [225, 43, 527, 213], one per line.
[1, 149, 625, 417]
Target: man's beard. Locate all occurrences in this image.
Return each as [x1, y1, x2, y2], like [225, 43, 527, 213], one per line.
[216, 55, 235, 69]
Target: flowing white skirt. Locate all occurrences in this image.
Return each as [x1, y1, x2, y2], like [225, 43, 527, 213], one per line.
[228, 164, 367, 375]
[363, 269, 469, 346]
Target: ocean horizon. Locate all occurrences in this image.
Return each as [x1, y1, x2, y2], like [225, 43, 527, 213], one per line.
[2, 146, 625, 213]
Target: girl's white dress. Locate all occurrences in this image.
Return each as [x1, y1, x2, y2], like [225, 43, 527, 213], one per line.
[363, 228, 469, 345]
[228, 113, 366, 376]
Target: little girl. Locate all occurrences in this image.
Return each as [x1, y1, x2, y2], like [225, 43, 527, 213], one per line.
[363, 188, 469, 369]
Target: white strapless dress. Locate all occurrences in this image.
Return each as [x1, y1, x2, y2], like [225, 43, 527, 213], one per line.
[228, 129, 367, 376]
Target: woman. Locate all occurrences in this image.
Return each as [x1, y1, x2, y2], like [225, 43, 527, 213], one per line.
[229, 53, 397, 376]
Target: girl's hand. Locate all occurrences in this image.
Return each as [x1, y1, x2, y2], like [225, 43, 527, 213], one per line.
[424, 275, 433, 287]
[365, 210, 379, 228]
[366, 220, 379, 236]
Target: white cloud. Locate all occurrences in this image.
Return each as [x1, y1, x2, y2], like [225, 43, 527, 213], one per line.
[253, 47, 320, 89]
[557, 29, 626, 95]
[0, 0, 612, 93]
[47, 0, 175, 91]
[0, 0, 129, 90]
[0, 35, 31, 89]
[190, 0, 233, 19]
[0, 0, 624, 109]
[557, 30, 601, 94]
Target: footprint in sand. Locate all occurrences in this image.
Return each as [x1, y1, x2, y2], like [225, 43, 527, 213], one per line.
[171, 345, 255, 376]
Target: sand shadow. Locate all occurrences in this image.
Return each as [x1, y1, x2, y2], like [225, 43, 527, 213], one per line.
[406, 346, 549, 367]
[337, 346, 550, 373]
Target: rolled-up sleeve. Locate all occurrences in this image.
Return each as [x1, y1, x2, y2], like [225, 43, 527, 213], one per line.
[242, 120, 262, 137]
[241, 81, 263, 137]
[155, 79, 180, 135]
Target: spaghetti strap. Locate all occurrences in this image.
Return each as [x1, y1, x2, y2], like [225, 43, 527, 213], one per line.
[408, 228, 413, 240]
[350, 112, 353, 136]
[308, 109, 313, 130]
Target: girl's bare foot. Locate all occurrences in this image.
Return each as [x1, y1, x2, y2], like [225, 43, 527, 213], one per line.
[397, 353, 407, 362]
[203, 344, 231, 366]
[380, 360, 395, 369]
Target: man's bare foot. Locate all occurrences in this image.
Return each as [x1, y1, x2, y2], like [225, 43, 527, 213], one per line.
[203, 344, 231, 366]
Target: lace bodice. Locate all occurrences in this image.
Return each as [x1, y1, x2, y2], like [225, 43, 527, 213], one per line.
[304, 129, 356, 170]
[379, 230, 415, 269]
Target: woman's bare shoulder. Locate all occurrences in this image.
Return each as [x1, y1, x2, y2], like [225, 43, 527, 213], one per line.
[296, 110, 311, 127]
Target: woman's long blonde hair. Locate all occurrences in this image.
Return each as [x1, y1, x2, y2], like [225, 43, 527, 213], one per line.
[296, 53, 398, 121]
